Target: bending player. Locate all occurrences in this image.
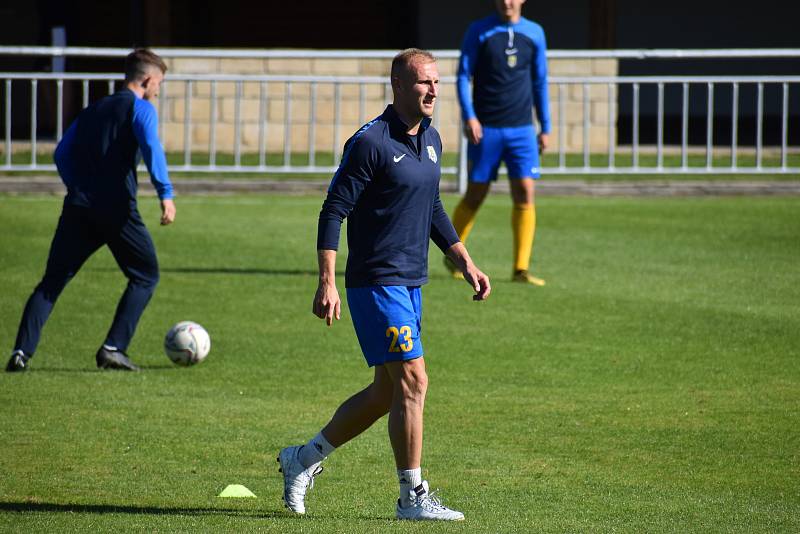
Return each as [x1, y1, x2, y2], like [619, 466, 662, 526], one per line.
[6, 49, 175, 372]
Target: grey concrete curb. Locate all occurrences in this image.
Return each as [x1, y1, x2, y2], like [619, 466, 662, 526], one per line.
[1, 176, 799, 196]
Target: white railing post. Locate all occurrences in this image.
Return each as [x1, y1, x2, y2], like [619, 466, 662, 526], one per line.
[457, 132, 467, 194]
[56, 79, 63, 141]
[731, 82, 739, 170]
[607, 82, 614, 170]
[681, 82, 689, 170]
[756, 82, 764, 170]
[4, 79, 10, 167]
[558, 83, 566, 170]
[234, 80, 242, 168]
[333, 83, 341, 167]
[209, 81, 217, 168]
[706, 82, 714, 170]
[258, 81, 267, 169]
[632, 82, 639, 169]
[30, 79, 37, 167]
[781, 82, 789, 170]
[656, 82, 664, 170]
[582, 82, 590, 169]
[309, 82, 317, 168]
[183, 80, 192, 169]
[283, 81, 291, 167]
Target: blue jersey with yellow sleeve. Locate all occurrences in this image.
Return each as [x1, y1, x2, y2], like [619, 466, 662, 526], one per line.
[457, 15, 551, 132]
[317, 105, 459, 288]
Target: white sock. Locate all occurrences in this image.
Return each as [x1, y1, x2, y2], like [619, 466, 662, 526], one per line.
[398, 467, 422, 507]
[298, 432, 335, 470]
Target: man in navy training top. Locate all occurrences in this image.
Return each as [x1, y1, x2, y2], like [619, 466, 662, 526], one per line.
[447, 0, 551, 286]
[277, 48, 491, 521]
[6, 48, 175, 373]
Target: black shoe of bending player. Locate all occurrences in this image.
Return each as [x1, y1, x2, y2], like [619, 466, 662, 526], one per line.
[96, 346, 140, 371]
[6, 350, 29, 372]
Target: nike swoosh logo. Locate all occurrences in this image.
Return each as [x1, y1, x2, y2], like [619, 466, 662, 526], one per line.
[393, 154, 406, 163]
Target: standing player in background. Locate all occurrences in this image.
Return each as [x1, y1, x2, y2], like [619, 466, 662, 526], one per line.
[448, 0, 551, 286]
[277, 48, 490, 521]
[6, 49, 175, 373]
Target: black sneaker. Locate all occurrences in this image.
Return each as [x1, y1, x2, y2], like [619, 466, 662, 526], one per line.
[96, 346, 140, 371]
[5, 350, 29, 372]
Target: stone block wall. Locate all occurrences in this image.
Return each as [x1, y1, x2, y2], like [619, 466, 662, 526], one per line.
[156, 56, 618, 157]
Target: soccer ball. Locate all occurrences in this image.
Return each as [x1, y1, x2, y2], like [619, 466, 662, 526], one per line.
[164, 321, 211, 366]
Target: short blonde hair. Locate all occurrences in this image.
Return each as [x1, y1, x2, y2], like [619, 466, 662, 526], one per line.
[391, 48, 436, 81]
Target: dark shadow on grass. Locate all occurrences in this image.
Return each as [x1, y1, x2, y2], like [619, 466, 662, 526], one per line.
[6, 367, 102, 374]
[11, 364, 182, 374]
[6, 366, 139, 374]
[0, 501, 400, 523]
[89, 266, 340, 277]
[0, 501, 281, 519]
[161, 267, 321, 277]
[164, 267, 319, 276]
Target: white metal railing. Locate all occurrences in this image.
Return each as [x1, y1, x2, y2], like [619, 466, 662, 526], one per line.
[3, 46, 800, 59]
[1, 48, 799, 188]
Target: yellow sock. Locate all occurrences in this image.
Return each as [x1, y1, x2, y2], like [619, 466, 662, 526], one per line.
[452, 199, 478, 243]
[512, 203, 536, 272]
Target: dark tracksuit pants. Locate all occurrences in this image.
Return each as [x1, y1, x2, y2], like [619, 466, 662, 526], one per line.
[14, 201, 159, 357]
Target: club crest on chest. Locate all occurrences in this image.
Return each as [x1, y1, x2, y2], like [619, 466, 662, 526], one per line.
[427, 145, 437, 163]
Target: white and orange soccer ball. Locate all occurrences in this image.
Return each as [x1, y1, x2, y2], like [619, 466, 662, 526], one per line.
[164, 321, 211, 366]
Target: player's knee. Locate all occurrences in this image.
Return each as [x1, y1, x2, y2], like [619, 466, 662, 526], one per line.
[398, 363, 428, 402]
[511, 185, 532, 201]
[131, 265, 159, 289]
[463, 188, 488, 210]
[36, 274, 70, 301]
[145, 266, 160, 286]
[463, 195, 483, 211]
[510, 180, 535, 205]
[38, 263, 80, 294]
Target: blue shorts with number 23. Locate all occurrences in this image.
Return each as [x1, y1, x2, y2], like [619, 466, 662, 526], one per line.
[346, 285, 423, 367]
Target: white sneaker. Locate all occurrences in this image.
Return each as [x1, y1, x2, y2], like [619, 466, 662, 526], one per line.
[396, 481, 465, 521]
[277, 445, 323, 514]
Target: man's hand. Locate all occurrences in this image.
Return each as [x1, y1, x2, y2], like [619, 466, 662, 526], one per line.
[313, 250, 340, 326]
[313, 281, 341, 326]
[464, 263, 491, 301]
[538, 132, 549, 154]
[160, 198, 176, 225]
[446, 242, 491, 301]
[464, 118, 483, 145]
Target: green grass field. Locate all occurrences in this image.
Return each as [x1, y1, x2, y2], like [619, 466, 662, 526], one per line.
[1, 193, 798, 532]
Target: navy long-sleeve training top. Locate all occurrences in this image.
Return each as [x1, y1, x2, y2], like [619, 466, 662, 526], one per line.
[457, 14, 551, 132]
[317, 105, 460, 288]
[55, 88, 173, 210]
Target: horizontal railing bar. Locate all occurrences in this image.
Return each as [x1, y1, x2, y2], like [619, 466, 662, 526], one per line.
[4, 163, 797, 175]
[1, 46, 799, 60]
[2, 72, 799, 84]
